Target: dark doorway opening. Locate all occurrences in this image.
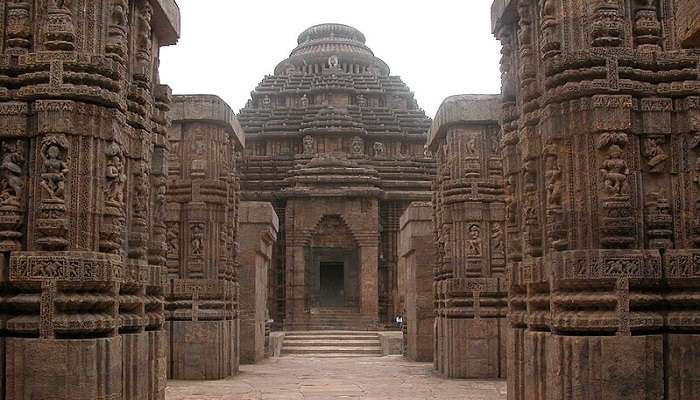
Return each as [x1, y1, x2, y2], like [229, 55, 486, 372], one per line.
[319, 262, 345, 307]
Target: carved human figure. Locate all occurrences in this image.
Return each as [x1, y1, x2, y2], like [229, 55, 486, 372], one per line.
[0, 140, 24, 206]
[105, 143, 126, 205]
[505, 175, 517, 225]
[153, 178, 166, 222]
[351, 137, 364, 155]
[262, 95, 271, 108]
[40, 137, 69, 201]
[133, 165, 150, 215]
[357, 94, 367, 107]
[522, 159, 537, 191]
[328, 55, 339, 69]
[167, 224, 179, 257]
[191, 224, 204, 257]
[545, 150, 562, 207]
[601, 144, 630, 196]
[300, 94, 309, 108]
[303, 135, 314, 154]
[466, 224, 482, 256]
[465, 134, 478, 155]
[643, 137, 668, 173]
[373, 142, 385, 157]
[491, 223, 504, 256]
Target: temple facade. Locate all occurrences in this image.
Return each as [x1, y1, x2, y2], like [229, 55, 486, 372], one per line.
[238, 24, 434, 330]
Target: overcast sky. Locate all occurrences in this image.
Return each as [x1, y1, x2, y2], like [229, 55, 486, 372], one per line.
[159, 1, 502, 118]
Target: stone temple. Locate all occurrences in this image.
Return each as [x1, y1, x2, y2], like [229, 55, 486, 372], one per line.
[0, 1, 698, 400]
[238, 23, 434, 330]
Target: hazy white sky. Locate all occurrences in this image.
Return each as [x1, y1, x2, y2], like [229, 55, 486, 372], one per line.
[160, 0, 502, 117]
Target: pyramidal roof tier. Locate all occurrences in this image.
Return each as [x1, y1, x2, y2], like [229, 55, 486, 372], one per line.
[275, 23, 390, 76]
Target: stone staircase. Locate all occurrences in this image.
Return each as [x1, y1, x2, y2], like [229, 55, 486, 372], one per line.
[284, 308, 379, 331]
[281, 331, 383, 357]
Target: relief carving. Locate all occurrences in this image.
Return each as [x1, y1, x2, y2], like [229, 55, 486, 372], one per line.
[466, 224, 482, 257]
[45, 0, 75, 51]
[37, 135, 70, 250]
[0, 140, 25, 251]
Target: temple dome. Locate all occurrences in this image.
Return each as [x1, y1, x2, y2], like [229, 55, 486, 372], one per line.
[275, 23, 390, 77]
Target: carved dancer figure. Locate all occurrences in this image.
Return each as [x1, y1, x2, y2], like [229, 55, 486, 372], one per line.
[601, 144, 630, 196]
[0, 141, 24, 206]
[466, 224, 482, 256]
[40, 137, 69, 201]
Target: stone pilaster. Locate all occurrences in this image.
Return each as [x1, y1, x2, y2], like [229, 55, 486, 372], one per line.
[398, 202, 435, 362]
[428, 94, 507, 379]
[238, 201, 279, 364]
[165, 95, 244, 380]
[492, 1, 700, 399]
[0, 1, 179, 399]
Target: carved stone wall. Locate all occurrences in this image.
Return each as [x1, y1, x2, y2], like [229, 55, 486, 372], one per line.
[238, 201, 278, 364]
[492, 0, 700, 398]
[398, 202, 435, 362]
[427, 95, 507, 379]
[165, 95, 244, 380]
[0, 1, 179, 399]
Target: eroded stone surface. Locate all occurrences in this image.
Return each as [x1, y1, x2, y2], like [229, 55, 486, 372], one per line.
[490, 1, 700, 399]
[167, 356, 507, 400]
[428, 95, 507, 379]
[165, 95, 244, 380]
[0, 1, 179, 399]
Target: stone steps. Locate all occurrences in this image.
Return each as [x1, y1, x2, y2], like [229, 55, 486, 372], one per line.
[281, 331, 382, 357]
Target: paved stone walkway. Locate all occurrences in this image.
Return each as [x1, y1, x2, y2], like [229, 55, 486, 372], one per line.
[167, 355, 507, 399]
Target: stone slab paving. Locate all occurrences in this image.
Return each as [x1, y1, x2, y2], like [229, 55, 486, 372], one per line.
[167, 355, 507, 399]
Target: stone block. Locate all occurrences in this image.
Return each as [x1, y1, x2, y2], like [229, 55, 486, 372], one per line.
[169, 320, 235, 380]
[5, 337, 122, 400]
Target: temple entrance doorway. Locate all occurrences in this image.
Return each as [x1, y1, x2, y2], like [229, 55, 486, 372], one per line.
[308, 248, 360, 310]
[319, 262, 345, 307]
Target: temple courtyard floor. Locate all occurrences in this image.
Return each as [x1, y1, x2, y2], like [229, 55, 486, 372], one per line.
[167, 355, 507, 399]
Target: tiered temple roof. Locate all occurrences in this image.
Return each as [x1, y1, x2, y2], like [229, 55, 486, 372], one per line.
[238, 23, 435, 201]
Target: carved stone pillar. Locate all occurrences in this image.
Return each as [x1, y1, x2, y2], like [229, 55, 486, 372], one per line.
[399, 202, 435, 362]
[238, 201, 278, 364]
[165, 95, 245, 380]
[0, 1, 179, 399]
[428, 95, 507, 379]
[492, 1, 700, 399]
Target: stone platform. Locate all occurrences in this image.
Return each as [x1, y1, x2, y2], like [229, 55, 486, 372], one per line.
[167, 356, 507, 399]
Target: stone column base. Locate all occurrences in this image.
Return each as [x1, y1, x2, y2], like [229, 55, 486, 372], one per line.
[240, 318, 264, 364]
[169, 320, 237, 380]
[507, 333, 700, 400]
[436, 317, 505, 379]
[5, 337, 122, 400]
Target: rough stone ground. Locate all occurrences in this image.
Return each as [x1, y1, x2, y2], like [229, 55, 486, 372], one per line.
[167, 355, 507, 399]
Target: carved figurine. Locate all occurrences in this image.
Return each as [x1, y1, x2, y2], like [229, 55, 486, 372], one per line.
[167, 224, 179, 257]
[0, 140, 24, 206]
[643, 137, 668, 173]
[40, 136, 69, 201]
[466, 224, 482, 256]
[357, 94, 367, 107]
[303, 135, 314, 154]
[351, 137, 364, 155]
[300, 94, 309, 108]
[105, 143, 126, 205]
[601, 144, 630, 196]
[491, 223, 504, 256]
[191, 224, 204, 257]
[545, 150, 562, 207]
[373, 142, 385, 157]
[465, 135, 478, 155]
